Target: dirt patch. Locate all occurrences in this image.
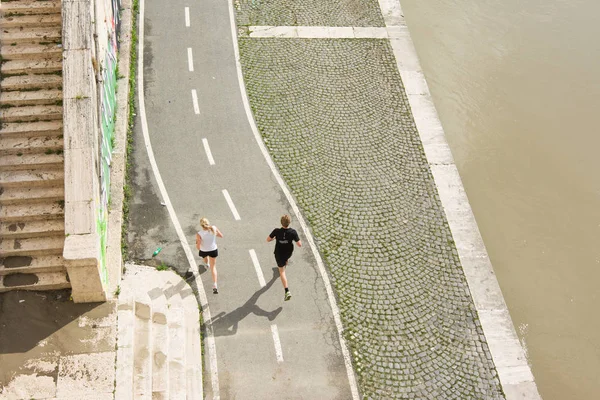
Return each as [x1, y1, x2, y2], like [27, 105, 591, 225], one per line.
[3, 273, 38, 286]
[1, 256, 33, 268]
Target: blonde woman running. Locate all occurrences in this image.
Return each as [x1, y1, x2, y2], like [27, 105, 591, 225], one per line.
[196, 217, 224, 294]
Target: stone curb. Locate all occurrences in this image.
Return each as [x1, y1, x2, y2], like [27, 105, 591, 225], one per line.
[106, 0, 133, 297]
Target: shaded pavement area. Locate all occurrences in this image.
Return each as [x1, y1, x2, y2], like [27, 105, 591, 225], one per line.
[0, 290, 116, 399]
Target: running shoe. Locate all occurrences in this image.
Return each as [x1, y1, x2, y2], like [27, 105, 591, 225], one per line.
[284, 291, 291, 301]
[213, 287, 219, 294]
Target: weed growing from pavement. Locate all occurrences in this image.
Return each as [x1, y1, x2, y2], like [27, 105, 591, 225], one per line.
[155, 263, 169, 271]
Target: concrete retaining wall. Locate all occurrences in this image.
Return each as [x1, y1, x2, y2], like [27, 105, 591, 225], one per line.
[62, 0, 126, 303]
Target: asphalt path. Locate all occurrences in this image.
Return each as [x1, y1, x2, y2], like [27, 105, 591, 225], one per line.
[138, 0, 355, 398]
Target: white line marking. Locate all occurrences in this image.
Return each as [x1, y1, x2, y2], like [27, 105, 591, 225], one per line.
[139, 1, 218, 398]
[187, 47, 194, 72]
[247, 25, 392, 39]
[202, 138, 215, 165]
[225, 2, 360, 398]
[222, 189, 241, 220]
[191, 89, 200, 114]
[184, 7, 190, 27]
[249, 249, 266, 287]
[270, 324, 284, 363]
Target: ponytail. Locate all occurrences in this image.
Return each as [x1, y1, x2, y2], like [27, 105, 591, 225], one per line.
[200, 217, 215, 234]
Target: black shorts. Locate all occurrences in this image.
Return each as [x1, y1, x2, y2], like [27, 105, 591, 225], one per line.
[275, 252, 292, 268]
[199, 249, 218, 258]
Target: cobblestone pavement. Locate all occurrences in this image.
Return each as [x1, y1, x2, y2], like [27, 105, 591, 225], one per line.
[238, 37, 505, 399]
[234, 0, 385, 27]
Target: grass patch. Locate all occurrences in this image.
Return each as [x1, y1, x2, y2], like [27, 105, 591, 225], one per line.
[155, 263, 170, 271]
[121, 0, 140, 262]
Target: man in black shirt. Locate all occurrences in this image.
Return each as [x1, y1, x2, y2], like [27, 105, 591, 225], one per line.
[267, 214, 302, 301]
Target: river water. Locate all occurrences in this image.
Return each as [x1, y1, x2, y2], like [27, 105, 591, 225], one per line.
[400, 0, 600, 398]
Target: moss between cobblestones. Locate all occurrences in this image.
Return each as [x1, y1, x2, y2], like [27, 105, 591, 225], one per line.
[238, 37, 505, 399]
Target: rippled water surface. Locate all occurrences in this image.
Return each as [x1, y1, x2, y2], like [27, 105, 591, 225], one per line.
[400, 0, 600, 398]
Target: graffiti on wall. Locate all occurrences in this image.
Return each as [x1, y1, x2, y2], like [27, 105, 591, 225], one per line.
[97, 0, 121, 285]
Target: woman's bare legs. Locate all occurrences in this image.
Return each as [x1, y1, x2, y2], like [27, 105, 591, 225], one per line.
[209, 256, 218, 292]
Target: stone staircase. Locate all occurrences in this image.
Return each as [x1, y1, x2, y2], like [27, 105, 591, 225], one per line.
[116, 264, 203, 400]
[0, 1, 69, 291]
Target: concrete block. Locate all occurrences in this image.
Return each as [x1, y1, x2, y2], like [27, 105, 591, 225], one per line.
[63, 97, 99, 150]
[379, 0, 405, 26]
[390, 36, 421, 72]
[62, 0, 93, 50]
[115, 295, 135, 400]
[249, 26, 298, 38]
[133, 298, 153, 399]
[0, 373, 57, 399]
[56, 351, 116, 398]
[152, 296, 169, 397]
[353, 27, 388, 38]
[328, 27, 354, 38]
[296, 26, 329, 38]
[64, 200, 96, 235]
[63, 233, 107, 303]
[64, 146, 96, 202]
[400, 71, 430, 96]
[503, 381, 542, 400]
[63, 49, 96, 100]
[168, 307, 186, 400]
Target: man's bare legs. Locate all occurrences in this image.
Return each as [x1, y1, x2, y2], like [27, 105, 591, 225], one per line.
[278, 265, 288, 289]
[279, 262, 291, 301]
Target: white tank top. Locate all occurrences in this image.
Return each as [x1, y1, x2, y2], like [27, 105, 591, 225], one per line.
[198, 227, 218, 252]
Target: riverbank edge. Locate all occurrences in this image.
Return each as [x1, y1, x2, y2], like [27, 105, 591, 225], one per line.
[390, 0, 541, 398]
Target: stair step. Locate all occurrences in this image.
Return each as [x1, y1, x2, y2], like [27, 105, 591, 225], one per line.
[0, 235, 64, 257]
[133, 299, 153, 398]
[1, 27, 62, 45]
[0, 152, 63, 171]
[1, 59, 62, 74]
[168, 307, 186, 400]
[0, 255, 65, 275]
[0, 168, 64, 188]
[1, 14, 61, 29]
[0, 74, 62, 91]
[0, 271, 70, 292]
[186, 312, 203, 400]
[0, 104, 63, 123]
[0, 202, 64, 222]
[1, 89, 63, 106]
[0, 120, 63, 138]
[0, 135, 63, 155]
[0, 185, 64, 205]
[115, 295, 135, 400]
[0, 1, 62, 16]
[152, 296, 169, 398]
[0, 218, 64, 240]
[0, 43, 62, 61]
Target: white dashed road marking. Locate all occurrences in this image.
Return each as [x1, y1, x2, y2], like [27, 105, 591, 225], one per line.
[187, 47, 194, 72]
[248, 249, 266, 287]
[184, 7, 190, 27]
[191, 89, 200, 114]
[222, 189, 241, 220]
[270, 324, 284, 363]
[202, 138, 215, 165]
[225, 0, 359, 397]
[139, 0, 218, 398]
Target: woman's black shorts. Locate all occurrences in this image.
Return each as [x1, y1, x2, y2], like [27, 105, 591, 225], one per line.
[199, 249, 218, 258]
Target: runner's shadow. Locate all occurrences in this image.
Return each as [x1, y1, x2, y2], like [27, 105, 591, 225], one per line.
[211, 267, 282, 337]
